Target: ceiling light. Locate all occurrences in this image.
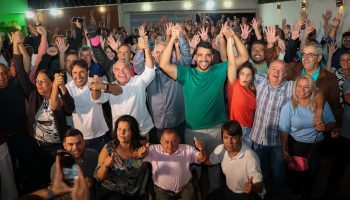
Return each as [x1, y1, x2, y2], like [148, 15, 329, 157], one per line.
[224, 1, 232, 8]
[25, 11, 35, 19]
[99, 6, 106, 13]
[206, 1, 215, 10]
[184, 2, 192, 10]
[142, 3, 152, 11]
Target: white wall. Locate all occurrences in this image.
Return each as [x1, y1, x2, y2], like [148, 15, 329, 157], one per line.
[119, 0, 258, 33]
[259, 0, 350, 41]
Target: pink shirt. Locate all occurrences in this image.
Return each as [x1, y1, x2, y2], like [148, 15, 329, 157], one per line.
[144, 144, 199, 193]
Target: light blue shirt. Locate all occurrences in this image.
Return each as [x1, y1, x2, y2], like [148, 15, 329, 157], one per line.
[279, 101, 335, 143]
[301, 67, 321, 81]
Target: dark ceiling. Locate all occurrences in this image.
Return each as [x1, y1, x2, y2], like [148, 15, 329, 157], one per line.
[27, 0, 294, 9]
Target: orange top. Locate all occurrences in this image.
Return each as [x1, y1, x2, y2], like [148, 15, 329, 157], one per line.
[227, 80, 256, 128]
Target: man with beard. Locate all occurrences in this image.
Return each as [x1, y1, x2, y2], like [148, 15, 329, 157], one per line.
[133, 25, 191, 144]
[249, 40, 269, 74]
[160, 24, 249, 192]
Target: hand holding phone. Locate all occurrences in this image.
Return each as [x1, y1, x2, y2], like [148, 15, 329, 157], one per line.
[57, 150, 78, 187]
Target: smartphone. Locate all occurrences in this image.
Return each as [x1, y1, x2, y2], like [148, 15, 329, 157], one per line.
[57, 150, 78, 187]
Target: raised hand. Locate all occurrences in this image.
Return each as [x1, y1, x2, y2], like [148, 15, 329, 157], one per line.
[36, 26, 47, 36]
[138, 36, 149, 50]
[138, 25, 146, 37]
[291, 25, 300, 40]
[243, 177, 253, 194]
[189, 35, 200, 49]
[277, 38, 286, 53]
[56, 37, 69, 54]
[88, 75, 105, 91]
[328, 42, 338, 56]
[240, 24, 252, 40]
[166, 22, 174, 37]
[265, 26, 279, 44]
[322, 10, 332, 21]
[251, 18, 260, 30]
[71, 167, 89, 200]
[53, 73, 65, 88]
[171, 25, 180, 40]
[304, 20, 315, 36]
[332, 13, 342, 28]
[198, 27, 209, 41]
[106, 35, 120, 51]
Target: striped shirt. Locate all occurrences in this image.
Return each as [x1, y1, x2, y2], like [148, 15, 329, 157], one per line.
[249, 73, 294, 146]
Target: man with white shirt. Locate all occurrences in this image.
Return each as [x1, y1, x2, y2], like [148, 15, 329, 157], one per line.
[65, 59, 122, 152]
[90, 36, 155, 137]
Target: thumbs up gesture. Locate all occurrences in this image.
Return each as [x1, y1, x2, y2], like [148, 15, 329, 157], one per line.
[243, 177, 253, 193]
[133, 143, 149, 158]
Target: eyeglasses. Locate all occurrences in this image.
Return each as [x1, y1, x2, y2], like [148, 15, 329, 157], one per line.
[35, 79, 47, 86]
[343, 39, 350, 43]
[301, 53, 319, 58]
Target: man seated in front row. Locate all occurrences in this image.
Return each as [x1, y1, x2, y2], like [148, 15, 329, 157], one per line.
[50, 128, 98, 185]
[143, 129, 207, 200]
[206, 120, 263, 200]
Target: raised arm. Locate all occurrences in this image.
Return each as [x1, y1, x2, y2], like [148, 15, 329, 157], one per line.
[222, 26, 237, 85]
[56, 37, 70, 70]
[159, 26, 179, 80]
[50, 73, 65, 110]
[232, 28, 249, 67]
[326, 43, 337, 71]
[251, 18, 262, 41]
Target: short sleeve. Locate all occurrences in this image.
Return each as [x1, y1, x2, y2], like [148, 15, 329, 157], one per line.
[245, 150, 263, 184]
[176, 65, 189, 85]
[323, 102, 336, 125]
[279, 101, 292, 133]
[209, 144, 225, 165]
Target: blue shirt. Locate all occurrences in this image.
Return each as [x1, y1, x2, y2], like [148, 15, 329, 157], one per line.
[279, 101, 335, 143]
[301, 67, 321, 81]
[89, 62, 106, 77]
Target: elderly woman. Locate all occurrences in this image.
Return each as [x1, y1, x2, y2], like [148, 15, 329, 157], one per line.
[279, 75, 335, 199]
[95, 115, 147, 199]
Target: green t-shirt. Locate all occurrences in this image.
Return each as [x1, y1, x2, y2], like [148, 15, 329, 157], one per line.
[176, 62, 228, 130]
[249, 59, 268, 74]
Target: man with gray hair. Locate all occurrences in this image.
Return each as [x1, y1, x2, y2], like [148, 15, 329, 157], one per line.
[79, 46, 106, 78]
[90, 36, 155, 137]
[133, 25, 191, 143]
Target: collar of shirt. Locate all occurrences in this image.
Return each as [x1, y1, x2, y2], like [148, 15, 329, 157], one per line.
[301, 67, 320, 81]
[227, 143, 247, 160]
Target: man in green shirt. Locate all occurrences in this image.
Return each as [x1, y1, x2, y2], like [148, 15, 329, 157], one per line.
[160, 24, 249, 192]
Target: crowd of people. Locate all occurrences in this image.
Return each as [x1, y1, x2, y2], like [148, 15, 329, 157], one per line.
[0, 7, 349, 200]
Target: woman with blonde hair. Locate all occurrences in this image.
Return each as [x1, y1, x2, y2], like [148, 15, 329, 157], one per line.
[279, 75, 335, 199]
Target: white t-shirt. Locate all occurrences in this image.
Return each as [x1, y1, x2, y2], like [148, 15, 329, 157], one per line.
[209, 143, 263, 193]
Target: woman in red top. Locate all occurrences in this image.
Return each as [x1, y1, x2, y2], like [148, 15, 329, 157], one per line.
[227, 62, 256, 147]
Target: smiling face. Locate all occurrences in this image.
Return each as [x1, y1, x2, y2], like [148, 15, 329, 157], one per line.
[267, 60, 287, 87]
[71, 64, 88, 89]
[301, 45, 322, 73]
[113, 60, 132, 86]
[339, 53, 350, 71]
[152, 43, 166, 65]
[195, 47, 213, 72]
[251, 43, 265, 64]
[63, 135, 85, 159]
[295, 78, 312, 100]
[35, 72, 52, 97]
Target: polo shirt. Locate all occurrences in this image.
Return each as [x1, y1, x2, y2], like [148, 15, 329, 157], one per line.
[144, 144, 199, 193]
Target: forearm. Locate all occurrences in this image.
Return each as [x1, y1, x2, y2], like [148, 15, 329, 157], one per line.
[254, 27, 262, 41]
[175, 45, 181, 62]
[233, 35, 249, 66]
[50, 86, 63, 110]
[59, 53, 65, 70]
[219, 38, 227, 61]
[160, 37, 175, 69]
[145, 47, 153, 69]
[91, 90, 102, 100]
[326, 53, 333, 71]
[280, 132, 289, 151]
[227, 37, 236, 84]
[107, 83, 122, 95]
[18, 44, 31, 73]
[96, 165, 108, 182]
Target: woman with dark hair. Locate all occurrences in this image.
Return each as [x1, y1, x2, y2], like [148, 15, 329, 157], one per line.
[227, 62, 256, 147]
[104, 46, 116, 61]
[13, 31, 75, 187]
[95, 115, 147, 199]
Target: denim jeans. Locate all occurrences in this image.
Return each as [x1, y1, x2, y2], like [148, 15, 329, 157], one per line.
[252, 142, 285, 200]
[242, 127, 253, 148]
